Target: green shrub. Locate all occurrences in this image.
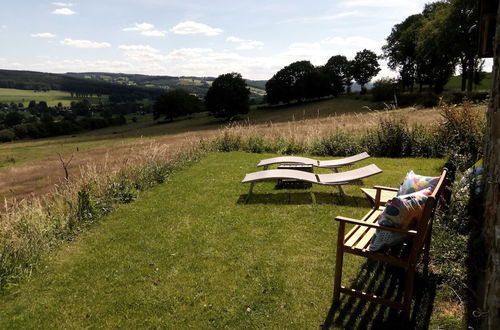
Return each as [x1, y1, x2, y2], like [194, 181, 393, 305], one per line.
[362, 117, 412, 157]
[438, 101, 484, 171]
[310, 133, 362, 156]
[213, 131, 241, 152]
[0, 129, 15, 142]
[245, 135, 266, 153]
[371, 78, 399, 102]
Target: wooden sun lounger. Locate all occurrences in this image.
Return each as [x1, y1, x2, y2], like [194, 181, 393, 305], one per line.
[257, 152, 370, 170]
[242, 164, 382, 203]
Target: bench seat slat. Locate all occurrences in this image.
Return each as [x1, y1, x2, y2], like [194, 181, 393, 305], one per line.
[344, 208, 382, 247]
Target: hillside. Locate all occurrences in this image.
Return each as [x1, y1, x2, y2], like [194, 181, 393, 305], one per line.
[66, 72, 267, 99]
[0, 69, 164, 101]
[0, 69, 267, 101]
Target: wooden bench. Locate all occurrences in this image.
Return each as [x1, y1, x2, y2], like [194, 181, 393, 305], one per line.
[332, 168, 449, 319]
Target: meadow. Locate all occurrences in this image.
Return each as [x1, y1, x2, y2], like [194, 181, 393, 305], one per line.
[0, 96, 484, 327]
[0, 88, 106, 106]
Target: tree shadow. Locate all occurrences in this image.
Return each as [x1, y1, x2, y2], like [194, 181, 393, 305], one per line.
[236, 192, 370, 206]
[322, 260, 437, 329]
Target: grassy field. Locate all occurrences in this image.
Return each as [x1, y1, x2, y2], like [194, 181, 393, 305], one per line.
[0, 152, 456, 328]
[0, 88, 106, 106]
[2, 93, 481, 201]
[444, 72, 492, 91]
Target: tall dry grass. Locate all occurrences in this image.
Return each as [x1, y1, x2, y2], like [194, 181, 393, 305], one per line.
[0, 142, 204, 289]
[212, 103, 485, 161]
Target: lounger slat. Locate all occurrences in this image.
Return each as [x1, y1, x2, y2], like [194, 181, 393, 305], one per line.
[257, 156, 318, 168]
[317, 164, 382, 184]
[318, 152, 370, 168]
[257, 152, 369, 168]
[242, 169, 319, 184]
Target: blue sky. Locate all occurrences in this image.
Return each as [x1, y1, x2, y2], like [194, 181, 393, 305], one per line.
[0, 1, 492, 80]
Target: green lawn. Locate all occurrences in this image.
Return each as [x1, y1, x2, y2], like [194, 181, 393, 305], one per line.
[0, 88, 106, 106]
[0, 152, 449, 328]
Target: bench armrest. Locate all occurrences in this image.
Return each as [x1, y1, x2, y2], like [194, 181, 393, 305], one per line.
[334, 216, 417, 236]
[373, 185, 399, 192]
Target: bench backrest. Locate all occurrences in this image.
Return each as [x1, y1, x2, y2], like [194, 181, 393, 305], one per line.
[413, 168, 449, 253]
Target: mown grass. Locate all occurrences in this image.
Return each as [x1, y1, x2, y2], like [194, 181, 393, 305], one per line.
[0, 88, 106, 107]
[0, 152, 448, 328]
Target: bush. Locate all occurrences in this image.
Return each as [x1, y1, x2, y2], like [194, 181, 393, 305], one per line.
[371, 78, 399, 102]
[310, 133, 362, 156]
[398, 92, 439, 108]
[438, 101, 485, 171]
[0, 129, 16, 142]
[362, 117, 412, 157]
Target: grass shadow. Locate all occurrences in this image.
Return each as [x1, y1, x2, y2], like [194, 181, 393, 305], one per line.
[236, 192, 369, 206]
[322, 260, 437, 329]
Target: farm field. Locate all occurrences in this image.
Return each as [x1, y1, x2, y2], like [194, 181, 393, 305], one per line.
[0, 152, 457, 329]
[0, 88, 106, 106]
[0, 96, 452, 201]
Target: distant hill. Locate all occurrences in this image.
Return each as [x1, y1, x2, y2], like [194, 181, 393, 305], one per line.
[0, 69, 267, 101]
[0, 69, 164, 101]
[67, 72, 267, 100]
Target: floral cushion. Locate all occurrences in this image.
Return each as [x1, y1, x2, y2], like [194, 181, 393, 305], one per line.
[460, 159, 484, 195]
[398, 170, 440, 196]
[369, 189, 431, 252]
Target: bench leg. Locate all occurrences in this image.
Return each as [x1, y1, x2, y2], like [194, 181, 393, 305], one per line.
[402, 266, 416, 319]
[333, 222, 345, 304]
[422, 222, 433, 272]
[244, 183, 255, 204]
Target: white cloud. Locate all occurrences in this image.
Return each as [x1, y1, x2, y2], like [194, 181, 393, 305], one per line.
[31, 32, 56, 38]
[321, 36, 384, 53]
[60, 38, 111, 48]
[227, 36, 264, 50]
[123, 23, 167, 37]
[52, 2, 74, 6]
[170, 21, 223, 36]
[52, 8, 76, 15]
[340, 0, 423, 8]
[278, 11, 363, 24]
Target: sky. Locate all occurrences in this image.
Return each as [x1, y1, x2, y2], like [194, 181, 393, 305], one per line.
[0, 0, 493, 80]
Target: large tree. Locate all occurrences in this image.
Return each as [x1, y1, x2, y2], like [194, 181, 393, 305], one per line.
[382, 14, 423, 91]
[153, 89, 202, 122]
[416, 2, 459, 93]
[351, 49, 381, 92]
[205, 72, 250, 120]
[323, 55, 352, 95]
[266, 61, 311, 104]
[449, 0, 481, 92]
[265, 60, 326, 104]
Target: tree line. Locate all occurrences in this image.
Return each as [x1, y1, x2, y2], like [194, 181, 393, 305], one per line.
[382, 0, 483, 93]
[0, 100, 139, 142]
[153, 50, 381, 122]
[265, 49, 380, 105]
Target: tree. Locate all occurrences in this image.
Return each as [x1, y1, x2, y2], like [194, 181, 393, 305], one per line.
[449, 0, 480, 92]
[324, 55, 352, 94]
[351, 49, 381, 92]
[416, 2, 458, 93]
[382, 14, 423, 91]
[153, 89, 202, 122]
[4, 111, 24, 127]
[205, 73, 250, 120]
[265, 61, 319, 104]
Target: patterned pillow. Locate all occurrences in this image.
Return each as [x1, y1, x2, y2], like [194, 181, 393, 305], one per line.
[398, 170, 440, 196]
[369, 189, 431, 252]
